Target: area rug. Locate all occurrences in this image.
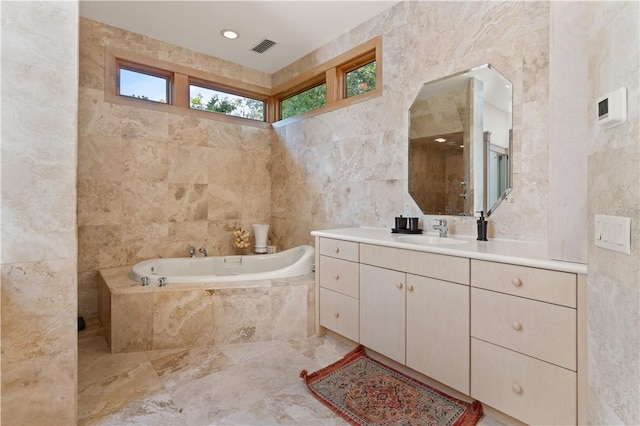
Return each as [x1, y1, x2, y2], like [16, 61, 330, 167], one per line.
[300, 345, 482, 426]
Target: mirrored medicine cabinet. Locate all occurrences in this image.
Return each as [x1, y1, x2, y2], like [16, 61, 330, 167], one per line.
[408, 64, 512, 217]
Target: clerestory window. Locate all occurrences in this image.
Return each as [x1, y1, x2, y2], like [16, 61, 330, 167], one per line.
[189, 82, 266, 122]
[107, 36, 381, 127]
[118, 63, 170, 103]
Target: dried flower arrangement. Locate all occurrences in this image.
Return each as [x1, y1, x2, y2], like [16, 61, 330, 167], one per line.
[233, 228, 251, 249]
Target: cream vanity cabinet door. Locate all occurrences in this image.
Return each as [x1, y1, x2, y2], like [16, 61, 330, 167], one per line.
[406, 274, 470, 395]
[359, 264, 406, 364]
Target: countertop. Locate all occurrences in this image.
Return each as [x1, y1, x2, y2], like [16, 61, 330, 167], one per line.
[311, 227, 588, 274]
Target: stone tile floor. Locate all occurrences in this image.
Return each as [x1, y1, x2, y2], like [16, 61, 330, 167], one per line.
[79, 317, 504, 425]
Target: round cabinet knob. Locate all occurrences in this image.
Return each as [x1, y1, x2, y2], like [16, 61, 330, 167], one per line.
[511, 321, 523, 331]
[396, 282, 403, 289]
[512, 384, 523, 394]
[407, 284, 414, 292]
[334, 274, 340, 280]
[334, 312, 340, 318]
[334, 247, 340, 253]
[511, 277, 522, 287]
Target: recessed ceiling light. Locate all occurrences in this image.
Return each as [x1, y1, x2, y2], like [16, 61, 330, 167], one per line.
[221, 29, 239, 40]
[435, 138, 446, 143]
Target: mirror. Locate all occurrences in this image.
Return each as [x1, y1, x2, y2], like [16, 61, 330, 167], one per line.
[408, 64, 512, 216]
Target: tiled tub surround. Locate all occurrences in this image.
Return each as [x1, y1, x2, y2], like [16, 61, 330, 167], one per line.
[78, 17, 274, 318]
[312, 227, 588, 425]
[99, 268, 315, 353]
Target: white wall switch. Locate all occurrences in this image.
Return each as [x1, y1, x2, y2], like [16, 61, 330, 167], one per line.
[595, 214, 631, 254]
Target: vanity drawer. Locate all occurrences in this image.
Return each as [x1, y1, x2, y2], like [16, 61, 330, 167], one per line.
[319, 288, 359, 342]
[471, 338, 576, 426]
[471, 288, 576, 370]
[319, 238, 359, 262]
[471, 260, 576, 307]
[360, 243, 469, 285]
[319, 256, 359, 298]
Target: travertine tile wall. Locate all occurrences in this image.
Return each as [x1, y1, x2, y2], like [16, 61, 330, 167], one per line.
[587, 2, 640, 424]
[1, 1, 79, 424]
[77, 18, 273, 317]
[270, 1, 551, 249]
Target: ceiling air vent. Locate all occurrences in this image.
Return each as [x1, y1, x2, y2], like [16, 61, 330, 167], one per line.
[251, 39, 277, 54]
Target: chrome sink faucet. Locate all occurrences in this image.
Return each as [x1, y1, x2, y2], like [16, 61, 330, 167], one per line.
[198, 248, 208, 257]
[433, 219, 448, 237]
[188, 246, 196, 257]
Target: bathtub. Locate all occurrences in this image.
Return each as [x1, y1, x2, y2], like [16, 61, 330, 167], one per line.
[129, 245, 314, 284]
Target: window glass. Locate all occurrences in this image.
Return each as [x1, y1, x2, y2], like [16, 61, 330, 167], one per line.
[280, 83, 327, 120]
[189, 84, 265, 121]
[119, 68, 168, 103]
[346, 61, 376, 98]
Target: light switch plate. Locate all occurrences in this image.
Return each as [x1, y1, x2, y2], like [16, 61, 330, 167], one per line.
[595, 214, 631, 254]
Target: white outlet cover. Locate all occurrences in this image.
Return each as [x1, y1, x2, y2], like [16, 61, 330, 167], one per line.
[595, 214, 631, 254]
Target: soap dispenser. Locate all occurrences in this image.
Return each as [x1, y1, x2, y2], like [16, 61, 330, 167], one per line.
[476, 211, 488, 241]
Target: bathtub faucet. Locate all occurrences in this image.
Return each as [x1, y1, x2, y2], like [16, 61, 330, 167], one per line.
[198, 247, 208, 257]
[188, 246, 196, 257]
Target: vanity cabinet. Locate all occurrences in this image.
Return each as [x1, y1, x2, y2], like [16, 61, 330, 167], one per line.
[470, 259, 579, 425]
[313, 229, 586, 425]
[359, 243, 470, 395]
[318, 238, 359, 342]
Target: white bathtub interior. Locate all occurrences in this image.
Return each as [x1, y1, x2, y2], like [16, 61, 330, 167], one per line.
[129, 245, 314, 283]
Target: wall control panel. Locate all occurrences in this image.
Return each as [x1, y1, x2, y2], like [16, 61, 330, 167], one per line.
[595, 214, 631, 254]
[597, 87, 627, 128]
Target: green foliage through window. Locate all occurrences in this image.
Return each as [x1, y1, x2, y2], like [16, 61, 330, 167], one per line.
[346, 61, 376, 98]
[281, 83, 327, 120]
[189, 84, 265, 121]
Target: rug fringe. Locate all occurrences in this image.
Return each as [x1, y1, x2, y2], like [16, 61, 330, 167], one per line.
[300, 345, 365, 385]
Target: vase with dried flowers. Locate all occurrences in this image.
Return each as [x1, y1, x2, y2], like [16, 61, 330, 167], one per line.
[233, 228, 251, 255]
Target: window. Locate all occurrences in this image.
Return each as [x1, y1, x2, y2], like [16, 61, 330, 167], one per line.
[108, 49, 271, 127]
[107, 36, 380, 126]
[118, 65, 169, 103]
[280, 83, 327, 120]
[272, 36, 382, 123]
[346, 61, 376, 98]
[189, 83, 265, 121]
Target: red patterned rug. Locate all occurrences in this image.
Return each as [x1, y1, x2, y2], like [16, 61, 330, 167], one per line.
[300, 345, 482, 426]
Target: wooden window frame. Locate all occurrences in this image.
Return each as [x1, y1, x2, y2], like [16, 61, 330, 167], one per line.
[104, 36, 381, 128]
[271, 36, 382, 127]
[188, 77, 269, 122]
[117, 59, 173, 104]
[105, 48, 272, 129]
[278, 75, 327, 121]
[339, 51, 377, 99]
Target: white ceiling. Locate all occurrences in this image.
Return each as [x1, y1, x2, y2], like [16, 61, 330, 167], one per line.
[79, 1, 399, 74]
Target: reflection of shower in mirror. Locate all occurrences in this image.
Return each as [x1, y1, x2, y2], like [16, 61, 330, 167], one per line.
[408, 64, 512, 217]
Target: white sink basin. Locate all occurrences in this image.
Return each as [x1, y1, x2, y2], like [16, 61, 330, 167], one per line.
[395, 235, 469, 245]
